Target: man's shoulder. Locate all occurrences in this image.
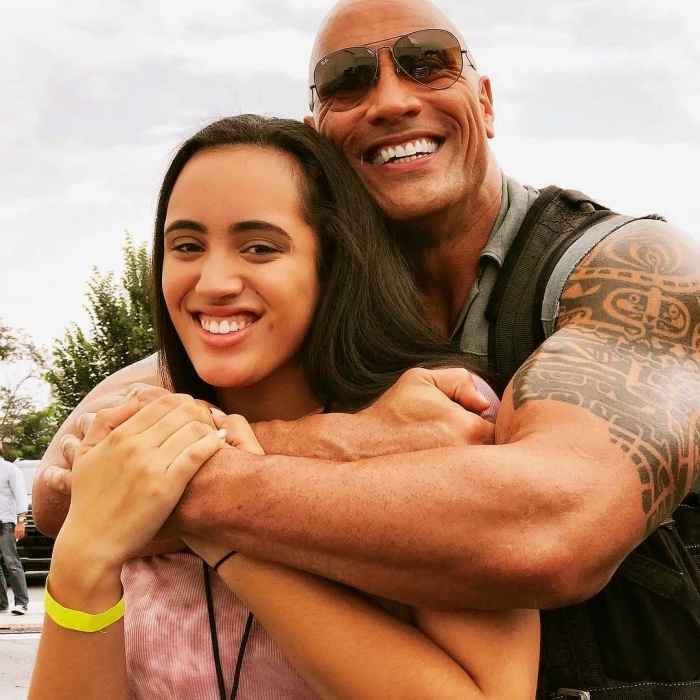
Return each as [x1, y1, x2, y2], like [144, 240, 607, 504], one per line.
[570, 216, 700, 282]
[97, 354, 161, 391]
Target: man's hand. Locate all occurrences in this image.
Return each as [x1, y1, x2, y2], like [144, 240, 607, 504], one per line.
[252, 366, 496, 461]
[350, 367, 495, 458]
[14, 522, 25, 540]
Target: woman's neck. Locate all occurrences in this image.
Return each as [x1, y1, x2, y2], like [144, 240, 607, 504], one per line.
[215, 365, 323, 423]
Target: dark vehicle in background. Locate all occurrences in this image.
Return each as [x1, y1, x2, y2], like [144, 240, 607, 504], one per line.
[0, 459, 54, 580]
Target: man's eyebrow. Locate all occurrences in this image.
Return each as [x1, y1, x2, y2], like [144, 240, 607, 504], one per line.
[164, 219, 205, 236]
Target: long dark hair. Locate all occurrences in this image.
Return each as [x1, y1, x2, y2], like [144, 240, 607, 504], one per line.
[152, 115, 479, 411]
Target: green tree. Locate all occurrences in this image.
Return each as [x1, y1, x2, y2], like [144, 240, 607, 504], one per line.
[7, 405, 64, 460]
[0, 321, 49, 454]
[46, 234, 156, 415]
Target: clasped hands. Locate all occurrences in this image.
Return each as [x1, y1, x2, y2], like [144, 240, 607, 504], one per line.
[43, 367, 495, 564]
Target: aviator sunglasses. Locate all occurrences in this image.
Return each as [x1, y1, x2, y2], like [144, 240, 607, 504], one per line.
[309, 28, 476, 112]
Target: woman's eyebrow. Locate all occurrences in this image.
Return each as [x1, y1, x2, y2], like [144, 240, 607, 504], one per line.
[164, 219, 205, 236]
[230, 220, 291, 240]
[164, 219, 292, 239]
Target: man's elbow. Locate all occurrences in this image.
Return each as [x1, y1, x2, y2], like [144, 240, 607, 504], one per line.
[32, 509, 62, 539]
[31, 484, 67, 539]
[519, 537, 620, 609]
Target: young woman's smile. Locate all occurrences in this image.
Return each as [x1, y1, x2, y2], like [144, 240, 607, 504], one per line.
[162, 145, 321, 418]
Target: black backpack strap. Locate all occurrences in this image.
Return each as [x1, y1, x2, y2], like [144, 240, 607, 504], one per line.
[485, 186, 618, 392]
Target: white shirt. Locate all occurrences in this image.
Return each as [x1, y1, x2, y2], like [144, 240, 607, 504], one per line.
[0, 458, 28, 523]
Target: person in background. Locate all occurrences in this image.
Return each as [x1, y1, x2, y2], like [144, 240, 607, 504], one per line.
[0, 442, 29, 615]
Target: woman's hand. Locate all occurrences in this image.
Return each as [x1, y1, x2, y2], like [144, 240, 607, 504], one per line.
[57, 393, 227, 572]
[210, 410, 265, 455]
[184, 410, 263, 563]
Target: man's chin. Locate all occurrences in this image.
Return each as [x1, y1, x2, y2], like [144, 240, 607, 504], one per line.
[379, 194, 449, 229]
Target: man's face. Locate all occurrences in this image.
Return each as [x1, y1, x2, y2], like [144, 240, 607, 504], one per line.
[308, 0, 495, 225]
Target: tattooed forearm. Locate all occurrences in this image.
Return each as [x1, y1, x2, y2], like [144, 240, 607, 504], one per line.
[513, 225, 700, 533]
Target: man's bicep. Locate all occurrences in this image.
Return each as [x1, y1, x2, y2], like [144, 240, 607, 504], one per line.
[507, 219, 700, 535]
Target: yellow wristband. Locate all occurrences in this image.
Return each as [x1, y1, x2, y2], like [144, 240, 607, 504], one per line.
[44, 581, 125, 633]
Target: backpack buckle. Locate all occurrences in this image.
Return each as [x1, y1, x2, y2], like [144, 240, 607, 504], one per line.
[557, 690, 591, 700]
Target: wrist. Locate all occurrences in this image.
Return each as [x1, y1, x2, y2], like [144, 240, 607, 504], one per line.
[256, 412, 364, 461]
[51, 530, 124, 611]
[45, 578, 125, 632]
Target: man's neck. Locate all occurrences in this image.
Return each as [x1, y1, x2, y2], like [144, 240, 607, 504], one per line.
[392, 176, 503, 338]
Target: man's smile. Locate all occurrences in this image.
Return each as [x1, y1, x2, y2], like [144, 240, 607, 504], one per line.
[369, 137, 441, 165]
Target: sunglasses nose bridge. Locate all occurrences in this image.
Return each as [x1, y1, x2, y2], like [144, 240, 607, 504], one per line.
[374, 45, 401, 76]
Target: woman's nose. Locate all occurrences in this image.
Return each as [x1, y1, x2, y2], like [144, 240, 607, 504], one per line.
[194, 254, 245, 299]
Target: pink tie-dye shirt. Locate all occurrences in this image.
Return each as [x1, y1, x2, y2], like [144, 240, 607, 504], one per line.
[122, 374, 499, 699]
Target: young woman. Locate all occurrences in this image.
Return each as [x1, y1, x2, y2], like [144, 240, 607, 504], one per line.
[29, 116, 538, 700]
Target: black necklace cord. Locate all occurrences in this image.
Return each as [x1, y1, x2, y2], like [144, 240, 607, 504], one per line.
[203, 559, 255, 700]
[204, 560, 228, 700]
[231, 612, 254, 699]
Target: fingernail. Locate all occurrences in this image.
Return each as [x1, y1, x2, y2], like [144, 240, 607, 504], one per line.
[215, 428, 228, 439]
[121, 388, 138, 405]
[210, 407, 226, 417]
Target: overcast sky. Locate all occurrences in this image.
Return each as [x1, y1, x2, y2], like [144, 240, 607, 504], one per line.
[2, 0, 699, 353]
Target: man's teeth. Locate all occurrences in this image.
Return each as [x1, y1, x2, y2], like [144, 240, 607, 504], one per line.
[372, 138, 438, 165]
[200, 318, 252, 334]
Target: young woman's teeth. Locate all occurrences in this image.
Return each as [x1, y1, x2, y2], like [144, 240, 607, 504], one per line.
[372, 139, 438, 165]
[201, 318, 249, 334]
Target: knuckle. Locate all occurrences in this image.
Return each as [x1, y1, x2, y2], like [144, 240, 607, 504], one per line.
[77, 412, 96, 435]
[158, 392, 192, 412]
[229, 414, 247, 428]
[59, 434, 74, 452]
[186, 420, 210, 440]
[403, 367, 423, 381]
[92, 408, 113, 427]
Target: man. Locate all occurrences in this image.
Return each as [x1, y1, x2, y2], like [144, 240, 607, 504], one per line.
[0, 443, 29, 615]
[34, 0, 700, 694]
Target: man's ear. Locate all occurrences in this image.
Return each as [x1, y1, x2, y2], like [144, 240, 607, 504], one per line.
[479, 76, 495, 139]
[303, 115, 317, 131]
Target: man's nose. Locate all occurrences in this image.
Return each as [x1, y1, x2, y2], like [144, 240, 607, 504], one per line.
[364, 49, 422, 124]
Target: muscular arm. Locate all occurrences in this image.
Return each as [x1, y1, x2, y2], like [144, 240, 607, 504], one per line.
[36, 221, 700, 609]
[171, 219, 699, 608]
[35, 360, 491, 537]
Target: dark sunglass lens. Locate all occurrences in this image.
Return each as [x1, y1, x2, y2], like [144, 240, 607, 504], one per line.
[393, 29, 463, 88]
[315, 47, 377, 110]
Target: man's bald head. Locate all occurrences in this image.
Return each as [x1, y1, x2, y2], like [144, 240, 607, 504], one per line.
[311, 0, 469, 73]
[307, 0, 498, 228]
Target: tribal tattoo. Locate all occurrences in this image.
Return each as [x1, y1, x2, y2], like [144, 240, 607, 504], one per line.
[512, 224, 700, 533]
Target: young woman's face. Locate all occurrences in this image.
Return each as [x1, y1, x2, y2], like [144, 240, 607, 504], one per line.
[162, 145, 321, 403]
